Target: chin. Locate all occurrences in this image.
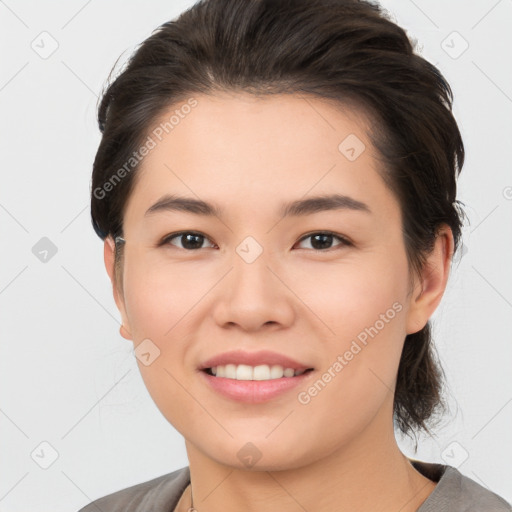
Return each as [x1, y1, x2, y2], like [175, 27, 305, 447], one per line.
[199, 437, 318, 472]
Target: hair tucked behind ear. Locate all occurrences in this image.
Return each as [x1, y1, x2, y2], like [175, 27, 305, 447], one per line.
[90, 0, 466, 439]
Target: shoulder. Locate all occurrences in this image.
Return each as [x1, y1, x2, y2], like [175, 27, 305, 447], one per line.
[411, 459, 512, 512]
[445, 466, 512, 511]
[76, 466, 190, 512]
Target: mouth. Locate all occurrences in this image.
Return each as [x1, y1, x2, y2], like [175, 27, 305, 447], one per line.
[200, 365, 315, 403]
[198, 350, 316, 402]
[202, 364, 315, 380]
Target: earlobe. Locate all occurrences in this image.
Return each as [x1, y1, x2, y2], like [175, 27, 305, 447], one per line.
[119, 324, 133, 340]
[405, 225, 454, 335]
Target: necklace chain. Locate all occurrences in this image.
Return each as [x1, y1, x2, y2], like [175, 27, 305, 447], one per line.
[188, 483, 197, 512]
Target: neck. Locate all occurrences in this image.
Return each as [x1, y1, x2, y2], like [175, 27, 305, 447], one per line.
[177, 403, 436, 512]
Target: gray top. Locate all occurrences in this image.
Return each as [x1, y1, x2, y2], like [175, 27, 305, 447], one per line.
[77, 460, 511, 511]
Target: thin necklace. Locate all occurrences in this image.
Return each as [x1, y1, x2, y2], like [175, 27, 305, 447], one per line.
[188, 483, 197, 512]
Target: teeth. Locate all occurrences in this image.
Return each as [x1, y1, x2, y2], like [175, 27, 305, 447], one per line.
[209, 364, 307, 380]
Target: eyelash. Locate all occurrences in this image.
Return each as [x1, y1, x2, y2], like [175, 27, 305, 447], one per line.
[158, 230, 353, 252]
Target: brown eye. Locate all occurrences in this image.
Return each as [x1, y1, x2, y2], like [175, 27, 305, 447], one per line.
[161, 231, 216, 250]
[296, 232, 352, 251]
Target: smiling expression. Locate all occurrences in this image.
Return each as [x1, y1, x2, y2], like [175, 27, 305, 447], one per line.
[105, 91, 438, 470]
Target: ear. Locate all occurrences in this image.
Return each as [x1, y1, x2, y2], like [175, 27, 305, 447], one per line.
[405, 224, 454, 335]
[104, 236, 133, 341]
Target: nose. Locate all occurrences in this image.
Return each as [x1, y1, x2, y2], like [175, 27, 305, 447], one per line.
[211, 247, 296, 332]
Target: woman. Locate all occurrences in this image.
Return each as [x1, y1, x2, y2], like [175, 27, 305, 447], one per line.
[79, 0, 511, 510]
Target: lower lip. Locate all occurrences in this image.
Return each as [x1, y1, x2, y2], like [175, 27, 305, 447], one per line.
[199, 370, 314, 403]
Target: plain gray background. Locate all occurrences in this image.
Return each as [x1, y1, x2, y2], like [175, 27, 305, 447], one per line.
[1, 0, 511, 510]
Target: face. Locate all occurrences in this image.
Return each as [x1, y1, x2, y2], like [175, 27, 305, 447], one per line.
[105, 92, 444, 470]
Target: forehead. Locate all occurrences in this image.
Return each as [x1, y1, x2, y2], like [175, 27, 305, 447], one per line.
[123, 92, 399, 224]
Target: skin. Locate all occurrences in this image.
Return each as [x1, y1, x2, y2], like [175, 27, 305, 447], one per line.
[104, 92, 453, 512]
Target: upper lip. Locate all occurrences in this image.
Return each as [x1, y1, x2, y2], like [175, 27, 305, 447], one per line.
[199, 350, 314, 371]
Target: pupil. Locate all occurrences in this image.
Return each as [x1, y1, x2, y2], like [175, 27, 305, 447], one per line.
[182, 233, 203, 249]
[311, 234, 332, 250]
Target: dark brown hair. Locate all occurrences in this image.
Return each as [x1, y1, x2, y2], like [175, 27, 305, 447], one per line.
[90, 0, 466, 439]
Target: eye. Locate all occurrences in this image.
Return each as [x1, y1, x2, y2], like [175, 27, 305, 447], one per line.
[159, 230, 352, 252]
[294, 231, 352, 251]
[160, 231, 217, 250]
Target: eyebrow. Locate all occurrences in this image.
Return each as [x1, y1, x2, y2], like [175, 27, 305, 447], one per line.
[144, 193, 372, 218]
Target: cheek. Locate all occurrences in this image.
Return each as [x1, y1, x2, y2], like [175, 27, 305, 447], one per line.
[294, 281, 407, 451]
[122, 252, 203, 338]
[295, 251, 409, 341]
[298, 252, 409, 403]
[120, 255, 200, 432]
